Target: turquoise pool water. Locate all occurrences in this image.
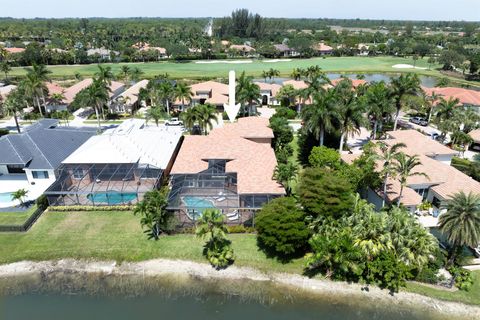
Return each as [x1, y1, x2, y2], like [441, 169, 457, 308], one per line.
[0, 192, 14, 204]
[183, 196, 215, 219]
[87, 192, 137, 205]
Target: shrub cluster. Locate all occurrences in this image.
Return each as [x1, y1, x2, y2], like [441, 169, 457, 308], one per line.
[49, 205, 134, 212]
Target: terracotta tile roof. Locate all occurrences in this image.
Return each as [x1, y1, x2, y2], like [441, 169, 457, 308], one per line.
[386, 130, 457, 156]
[189, 81, 229, 106]
[469, 129, 480, 143]
[171, 117, 284, 195]
[45, 82, 65, 96]
[63, 79, 124, 104]
[282, 80, 308, 90]
[4, 47, 25, 54]
[209, 117, 274, 139]
[274, 44, 292, 52]
[229, 44, 255, 52]
[255, 82, 282, 96]
[117, 80, 149, 105]
[422, 86, 480, 106]
[330, 78, 368, 88]
[312, 42, 333, 52]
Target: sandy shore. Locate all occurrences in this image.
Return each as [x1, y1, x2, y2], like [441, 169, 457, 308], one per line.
[0, 259, 479, 318]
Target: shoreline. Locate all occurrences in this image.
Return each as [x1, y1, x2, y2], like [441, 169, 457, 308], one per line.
[0, 259, 479, 318]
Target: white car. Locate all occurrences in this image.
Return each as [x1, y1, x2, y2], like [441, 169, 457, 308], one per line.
[165, 118, 183, 126]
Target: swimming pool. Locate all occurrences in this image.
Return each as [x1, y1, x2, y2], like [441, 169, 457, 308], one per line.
[87, 191, 138, 205]
[182, 196, 215, 219]
[0, 192, 14, 204]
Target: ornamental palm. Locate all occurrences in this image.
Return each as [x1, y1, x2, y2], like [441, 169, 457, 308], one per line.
[393, 153, 428, 207]
[11, 188, 28, 206]
[180, 107, 199, 133]
[119, 65, 131, 83]
[439, 191, 480, 265]
[301, 89, 338, 146]
[157, 81, 175, 114]
[1, 61, 11, 82]
[23, 73, 46, 117]
[376, 142, 406, 207]
[196, 104, 217, 135]
[83, 78, 109, 131]
[363, 81, 394, 139]
[236, 72, 260, 116]
[129, 67, 144, 83]
[390, 73, 420, 131]
[268, 68, 280, 82]
[174, 82, 193, 111]
[352, 209, 392, 260]
[4, 88, 24, 133]
[434, 97, 460, 140]
[273, 162, 298, 196]
[146, 107, 166, 127]
[290, 68, 303, 81]
[195, 209, 228, 242]
[335, 79, 365, 152]
[95, 64, 114, 86]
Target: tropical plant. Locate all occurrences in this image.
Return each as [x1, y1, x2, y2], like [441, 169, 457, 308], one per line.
[4, 88, 24, 133]
[362, 81, 394, 139]
[145, 107, 166, 127]
[308, 146, 341, 169]
[255, 197, 310, 258]
[301, 89, 338, 146]
[118, 65, 131, 83]
[11, 188, 28, 206]
[129, 67, 144, 83]
[80, 78, 110, 131]
[133, 190, 175, 240]
[439, 191, 480, 266]
[236, 71, 260, 116]
[267, 68, 280, 81]
[157, 80, 175, 114]
[0, 61, 11, 82]
[196, 209, 235, 269]
[376, 142, 406, 207]
[273, 162, 298, 196]
[95, 64, 114, 86]
[196, 104, 217, 135]
[174, 82, 193, 111]
[390, 73, 420, 131]
[434, 97, 460, 140]
[393, 153, 428, 206]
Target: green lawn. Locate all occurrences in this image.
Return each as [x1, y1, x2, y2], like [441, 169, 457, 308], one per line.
[8, 56, 454, 81]
[0, 206, 37, 226]
[0, 209, 478, 305]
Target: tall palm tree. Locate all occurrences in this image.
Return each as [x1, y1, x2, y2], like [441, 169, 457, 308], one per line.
[236, 71, 260, 116]
[83, 78, 109, 131]
[268, 68, 280, 82]
[196, 104, 217, 135]
[425, 91, 439, 123]
[145, 106, 165, 127]
[129, 67, 144, 83]
[290, 68, 303, 81]
[23, 73, 46, 117]
[118, 65, 131, 84]
[301, 89, 338, 146]
[363, 81, 394, 139]
[180, 107, 199, 133]
[261, 70, 269, 83]
[95, 64, 114, 86]
[439, 191, 480, 266]
[376, 142, 406, 207]
[157, 81, 175, 114]
[390, 73, 420, 131]
[434, 97, 460, 140]
[393, 153, 428, 207]
[335, 79, 365, 152]
[4, 88, 24, 133]
[29, 64, 52, 111]
[174, 82, 193, 111]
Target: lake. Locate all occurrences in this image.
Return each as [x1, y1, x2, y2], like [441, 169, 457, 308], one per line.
[255, 73, 438, 87]
[0, 272, 461, 320]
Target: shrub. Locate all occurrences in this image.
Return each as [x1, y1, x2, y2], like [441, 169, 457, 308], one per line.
[255, 197, 310, 259]
[0, 128, 9, 137]
[449, 267, 474, 291]
[35, 194, 49, 210]
[49, 205, 134, 212]
[308, 146, 341, 169]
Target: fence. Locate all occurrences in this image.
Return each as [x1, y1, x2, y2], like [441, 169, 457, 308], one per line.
[0, 206, 46, 232]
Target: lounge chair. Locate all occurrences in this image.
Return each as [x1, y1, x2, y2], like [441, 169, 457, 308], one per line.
[226, 210, 238, 217]
[217, 196, 226, 202]
[228, 213, 239, 221]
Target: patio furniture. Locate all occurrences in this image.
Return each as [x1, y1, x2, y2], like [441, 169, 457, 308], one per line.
[226, 210, 238, 217]
[217, 196, 226, 202]
[228, 213, 239, 221]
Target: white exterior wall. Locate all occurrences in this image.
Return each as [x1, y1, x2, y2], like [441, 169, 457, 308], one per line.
[24, 169, 56, 185]
[432, 154, 454, 165]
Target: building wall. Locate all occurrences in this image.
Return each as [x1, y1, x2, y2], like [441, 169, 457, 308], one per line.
[0, 165, 8, 175]
[24, 169, 56, 185]
[432, 154, 454, 165]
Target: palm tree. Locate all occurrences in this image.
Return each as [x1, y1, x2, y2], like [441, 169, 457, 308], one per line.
[180, 107, 199, 133]
[301, 89, 338, 146]
[118, 65, 131, 84]
[23, 73, 46, 117]
[4, 88, 24, 133]
[393, 153, 428, 207]
[83, 78, 109, 131]
[129, 67, 144, 83]
[273, 162, 298, 196]
[174, 82, 193, 111]
[268, 68, 280, 82]
[261, 70, 269, 83]
[335, 79, 365, 152]
[236, 72, 260, 116]
[425, 91, 439, 123]
[146, 107, 165, 127]
[29, 64, 52, 111]
[290, 68, 303, 81]
[157, 81, 175, 114]
[0, 61, 11, 82]
[363, 81, 394, 139]
[390, 73, 420, 131]
[439, 192, 480, 266]
[196, 209, 228, 240]
[11, 188, 28, 206]
[434, 97, 460, 140]
[196, 104, 217, 135]
[376, 142, 406, 207]
[95, 64, 114, 86]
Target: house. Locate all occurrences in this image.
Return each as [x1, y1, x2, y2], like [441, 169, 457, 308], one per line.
[357, 44, 371, 56]
[312, 42, 333, 55]
[133, 42, 168, 59]
[228, 44, 256, 56]
[3, 47, 25, 54]
[342, 130, 480, 219]
[423, 86, 480, 109]
[0, 119, 96, 208]
[45, 82, 67, 112]
[254, 82, 281, 106]
[110, 80, 149, 114]
[63, 78, 125, 106]
[173, 81, 229, 111]
[273, 44, 300, 57]
[86, 48, 119, 60]
[167, 117, 285, 225]
[0, 84, 17, 100]
[45, 119, 183, 206]
[468, 129, 480, 151]
[329, 78, 368, 88]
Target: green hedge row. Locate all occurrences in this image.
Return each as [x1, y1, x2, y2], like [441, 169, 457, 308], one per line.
[49, 205, 134, 212]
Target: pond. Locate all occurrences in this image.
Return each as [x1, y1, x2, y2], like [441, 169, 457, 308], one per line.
[0, 272, 462, 320]
[254, 73, 438, 87]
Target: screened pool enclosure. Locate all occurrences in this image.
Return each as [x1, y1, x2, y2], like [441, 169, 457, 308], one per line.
[45, 163, 163, 206]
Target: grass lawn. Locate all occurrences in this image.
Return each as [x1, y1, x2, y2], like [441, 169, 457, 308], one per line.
[83, 120, 125, 124]
[0, 206, 37, 226]
[0, 210, 304, 274]
[0, 209, 478, 305]
[8, 56, 457, 81]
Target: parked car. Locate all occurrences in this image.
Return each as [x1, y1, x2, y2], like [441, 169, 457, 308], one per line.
[410, 116, 428, 126]
[165, 118, 183, 126]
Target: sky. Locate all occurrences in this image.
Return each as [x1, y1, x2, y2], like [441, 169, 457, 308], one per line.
[0, 0, 479, 21]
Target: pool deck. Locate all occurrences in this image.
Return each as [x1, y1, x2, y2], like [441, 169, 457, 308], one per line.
[0, 175, 52, 208]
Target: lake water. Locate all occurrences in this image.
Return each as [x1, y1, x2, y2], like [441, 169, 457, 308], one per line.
[255, 73, 438, 87]
[0, 272, 460, 320]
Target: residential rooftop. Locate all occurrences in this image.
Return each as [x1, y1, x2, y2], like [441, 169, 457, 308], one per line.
[423, 86, 480, 106]
[385, 130, 457, 157]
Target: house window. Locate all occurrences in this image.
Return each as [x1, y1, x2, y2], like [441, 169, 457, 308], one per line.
[414, 188, 429, 200]
[7, 165, 24, 174]
[432, 196, 442, 208]
[72, 168, 85, 179]
[32, 171, 49, 179]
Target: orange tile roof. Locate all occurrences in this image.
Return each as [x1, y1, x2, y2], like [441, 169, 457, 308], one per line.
[255, 82, 282, 97]
[171, 117, 284, 195]
[330, 78, 368, 88]
[469, 129, 480, 143]
[386, 130, 457, 156]
[63, 79, 124, 104]
[282, 80, 308, 90]
[423, 86, 480, 106]
[229, 44, 255, 52]
[45, 82, 65, 96]
[312, 42, 333, 52]
[4, 47, 25, 54]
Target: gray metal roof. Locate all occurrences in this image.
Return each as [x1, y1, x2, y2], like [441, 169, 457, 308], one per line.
[0, 119, 96, 170]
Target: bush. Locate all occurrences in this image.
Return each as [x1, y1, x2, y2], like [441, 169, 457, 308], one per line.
[449, 267, 474, 291]
[308, 146, 341, 169]
[0, 128, 9, 137]
[49, 205, 134, 212]
[274, 107, 297, 120]
[227, 225, 255, 233]
[35, 194, 49, 210]
[256, 197, 310, 259]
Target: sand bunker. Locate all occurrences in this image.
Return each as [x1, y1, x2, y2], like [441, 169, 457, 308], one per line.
[195, 60, 253, 64]
[392, 64, 427, 70]
[264, 59, 292, 63]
